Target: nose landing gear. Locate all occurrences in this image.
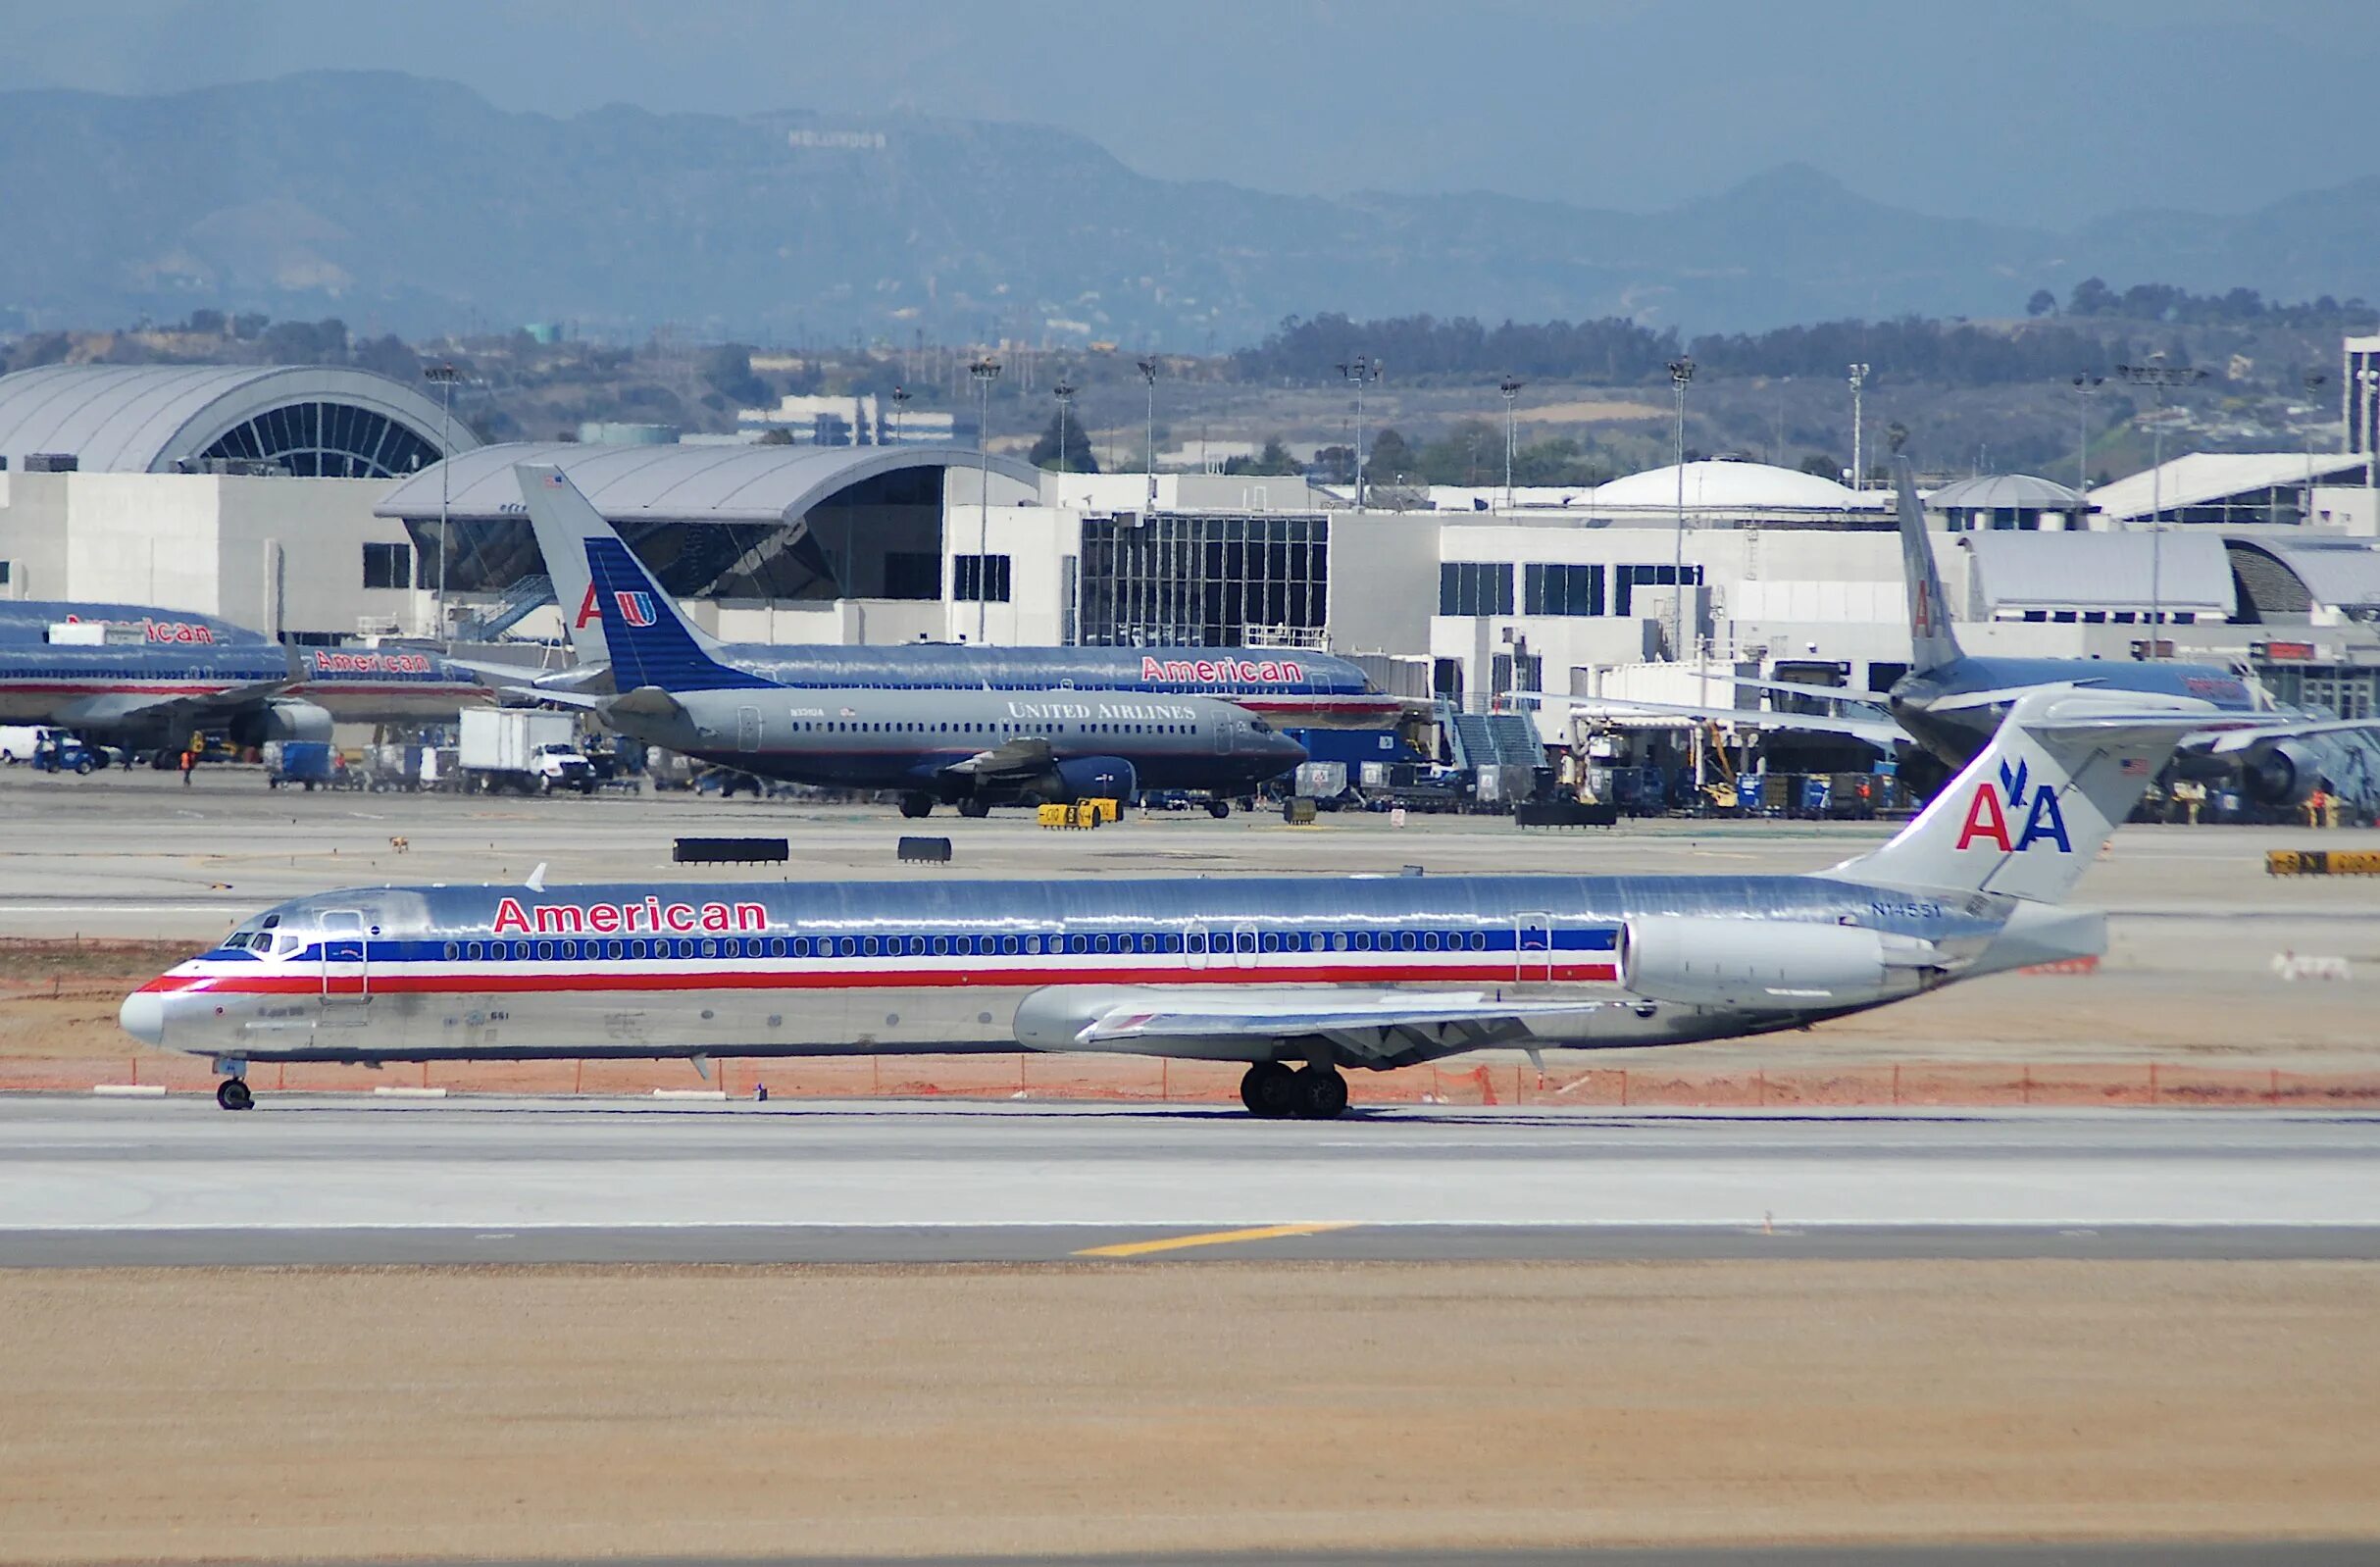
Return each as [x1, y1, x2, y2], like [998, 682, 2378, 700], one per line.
[215, 1077, 254, 1111]
[1239, 1060, 1349, 1119]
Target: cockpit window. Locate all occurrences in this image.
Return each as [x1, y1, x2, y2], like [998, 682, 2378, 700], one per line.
[1249, 718, 1274, 733]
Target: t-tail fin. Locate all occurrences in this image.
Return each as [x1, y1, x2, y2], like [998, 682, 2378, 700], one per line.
[1897, 458, 1964, 671]
[1822, 687, 2209, 903]
[581, 530, 775, 695]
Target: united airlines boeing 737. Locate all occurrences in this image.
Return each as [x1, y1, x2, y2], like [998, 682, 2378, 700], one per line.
[523, 466, 1306, 816]
[505, 463, 1398, 729]
[126, 682, 2227, 1116]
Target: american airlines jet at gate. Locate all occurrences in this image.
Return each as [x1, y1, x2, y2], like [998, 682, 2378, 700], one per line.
[128, 684, 2234, 1117]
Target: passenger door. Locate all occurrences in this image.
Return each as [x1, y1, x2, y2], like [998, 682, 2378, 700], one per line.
[1515, 912, 1554, 983]
[320, 909, 370, 1003]
[735, 705, 761, 752]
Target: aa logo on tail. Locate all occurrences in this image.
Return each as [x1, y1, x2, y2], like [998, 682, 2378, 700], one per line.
[574, 583, 603, 630]
[613, 590, 658, 629]
[1955, 757, 2072, 853]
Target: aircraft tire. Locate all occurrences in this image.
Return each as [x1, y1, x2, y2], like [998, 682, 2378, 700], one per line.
[1207, 799, 1231, 819]
[215, 1078, 253, 1112]
[899, 793, 936, 819]
[957, 798, 991, 819]
[1300, 1067, 1350, 1120]
[1240, 1061, 1298, 1118]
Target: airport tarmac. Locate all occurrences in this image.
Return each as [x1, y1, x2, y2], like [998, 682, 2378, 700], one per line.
[3, 1098, 2376, 1262]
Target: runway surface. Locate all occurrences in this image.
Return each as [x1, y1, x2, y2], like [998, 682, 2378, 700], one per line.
[3, 1097, 2375, 1263]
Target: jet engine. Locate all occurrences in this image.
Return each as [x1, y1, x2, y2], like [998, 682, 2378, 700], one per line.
[2241, 740, 2321, 808]
[228, 698, 334, 747]
[1622, 915, 1929, 1009]
[1038, 755, 1138, 803]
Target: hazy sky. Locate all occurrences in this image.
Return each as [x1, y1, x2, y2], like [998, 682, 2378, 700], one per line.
[3, 0, 2371, 226]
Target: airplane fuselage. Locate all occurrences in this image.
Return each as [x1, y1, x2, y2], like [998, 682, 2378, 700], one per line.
[0, 643, 489, 740]
[123, 871, 2065, 1069]
[1889, 656, 2257, 768]
[613, 684, 1306, 803]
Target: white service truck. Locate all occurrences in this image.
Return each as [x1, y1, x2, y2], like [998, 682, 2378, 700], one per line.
[456, 710, 594, 794]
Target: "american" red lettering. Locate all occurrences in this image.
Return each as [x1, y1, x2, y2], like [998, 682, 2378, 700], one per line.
[491, 897, 768, 935]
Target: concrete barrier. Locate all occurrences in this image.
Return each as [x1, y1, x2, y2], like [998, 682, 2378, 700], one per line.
[91, 1084, 166, 1097]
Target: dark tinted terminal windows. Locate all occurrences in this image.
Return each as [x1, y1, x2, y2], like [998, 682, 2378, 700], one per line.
[1078, 512, 1329, 646]
[1440, 561, 1514, 617]
[362, 541, 413, 589]
[1523, 563, 1604, 616]
[952, 554, 1012, 603]
[1611, 564, 1703, 616]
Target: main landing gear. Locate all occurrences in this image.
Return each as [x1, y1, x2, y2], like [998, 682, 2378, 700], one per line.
[1240, 1060, 1349, 1120]
[215, 1076, 254, 1111]
[899, 792, 937, 819]
[956, 798, 992, 819]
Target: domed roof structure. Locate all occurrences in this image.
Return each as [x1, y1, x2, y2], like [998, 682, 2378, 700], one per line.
[1591, 460, 1863, 511]
[1924, 474, 2086, 511]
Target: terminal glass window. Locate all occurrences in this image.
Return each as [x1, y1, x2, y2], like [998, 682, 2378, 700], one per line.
[198, 401, 444, 479]
[953, 554, 1012, 602]
[1611, 564, 1703, 616]
[1078, 512, 1329, 646]
[1523, 563, 1604, 616]
[362, 541, 413, 589]
[1440, 562, 1515, 617]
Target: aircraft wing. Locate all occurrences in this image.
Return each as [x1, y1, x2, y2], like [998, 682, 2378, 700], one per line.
[942, 735, 1056, 779]
[57, 646, 309, 733]
[1072, 990, 1609, 1065]
[447, 657, 613, 694]
[1561, 695, 1907, 749]
[2192, 716, 2380, 754]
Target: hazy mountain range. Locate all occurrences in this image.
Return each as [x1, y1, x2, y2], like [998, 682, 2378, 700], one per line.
[0, 71, 2371, 349]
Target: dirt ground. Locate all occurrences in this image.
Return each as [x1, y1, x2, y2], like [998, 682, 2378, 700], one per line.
[1, 1261, 2374, 1562]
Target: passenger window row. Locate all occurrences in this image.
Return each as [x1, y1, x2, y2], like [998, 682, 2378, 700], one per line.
[430, 930, 1506, 962]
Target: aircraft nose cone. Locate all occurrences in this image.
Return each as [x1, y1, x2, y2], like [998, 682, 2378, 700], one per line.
[119, 989, 164, 1046]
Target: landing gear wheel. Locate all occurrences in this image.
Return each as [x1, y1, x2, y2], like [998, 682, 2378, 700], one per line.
[899, 792, 936, 819]
[1240, 1061, 1299, 1118]
[1300, 1068, 1349, 1120]
[216, 1078, 254, 1112]
[957, 797, 991, 819]
[1207, 799, 1232, 819]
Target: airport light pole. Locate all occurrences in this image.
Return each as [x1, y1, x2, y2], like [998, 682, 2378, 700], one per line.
[2118, 356, 2207, 652]
[1046, 379, 1076, 500]
[1498, 376, 1524, 510]
[423, 361, 460, 643]
[969, 358, 1001, 644]
[2301, 372, 2328, 519]
[1847, 363, 1869, 491]
[1337, 355, 1381, 510]
[1136, 357, 1158, 509]
[888, 383, 909, 445]
[1669, 356, 1696, 661]
[2070, 372, 2103, 494]
[2361, 366, 2380, 488]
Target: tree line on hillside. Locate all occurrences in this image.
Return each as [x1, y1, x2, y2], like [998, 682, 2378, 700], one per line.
[1234, 284, 2376, 391]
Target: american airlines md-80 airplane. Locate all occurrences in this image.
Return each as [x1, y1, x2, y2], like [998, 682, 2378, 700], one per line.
[127, 682, 2229, 1116]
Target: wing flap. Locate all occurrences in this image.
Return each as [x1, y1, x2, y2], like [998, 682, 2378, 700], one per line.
[1078, 991, 1607, 1062]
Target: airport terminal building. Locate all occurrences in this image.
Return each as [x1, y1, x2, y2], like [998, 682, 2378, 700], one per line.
[3, 358, 2379, 748]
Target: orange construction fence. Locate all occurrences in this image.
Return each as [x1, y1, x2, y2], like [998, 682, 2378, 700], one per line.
[7, 1052, 2379, 1108]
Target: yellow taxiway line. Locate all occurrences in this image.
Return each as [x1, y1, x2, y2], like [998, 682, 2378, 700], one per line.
[1074, 1222, 1359, 1259]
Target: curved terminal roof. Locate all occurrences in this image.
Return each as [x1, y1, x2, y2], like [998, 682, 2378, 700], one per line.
[0, 363, 477, 474]
[2227, 536, 2380, 617]
[1924, 474, 2087, 511]
[375, 440, 1042, 524]
[1590, 460, 1871, 511]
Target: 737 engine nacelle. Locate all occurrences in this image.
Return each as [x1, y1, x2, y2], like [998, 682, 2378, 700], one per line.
[228, 698, 334, 747]
[1037, 754, 1138, 803]
[2240, 739, 2321, 809]
[1621, 915, 1929, 1010]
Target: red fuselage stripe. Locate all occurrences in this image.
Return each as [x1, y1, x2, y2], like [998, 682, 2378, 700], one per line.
[145, 961, 1622, 995]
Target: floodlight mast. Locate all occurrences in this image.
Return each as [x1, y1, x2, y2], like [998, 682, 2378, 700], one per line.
[1052, 381, 1077, 502]
[1668, 356, 1696, 661]
[1848, 363, 1870, 492]
[422, 361, 461, 643]
[968, 357, 1001, 644]
[1137, 358, 1158, 508]
[2070, 372, 2103, 493]
[1498, 377, 1524, 510]
[889, 383, 910, 445]
[1337, 355, 1381, 510]
[2117, 355, 2207, 654]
